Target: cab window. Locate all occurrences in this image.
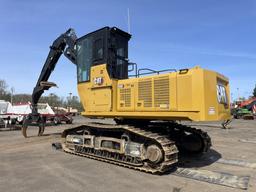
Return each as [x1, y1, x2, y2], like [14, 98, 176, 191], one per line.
[217, 84, 228, 104]
[76, 36, 93, 82]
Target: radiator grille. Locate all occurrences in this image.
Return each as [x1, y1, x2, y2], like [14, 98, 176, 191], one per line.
[120, 88, 131, 107]
[154, 77, 170, 108]
[138, 80, 152, 107]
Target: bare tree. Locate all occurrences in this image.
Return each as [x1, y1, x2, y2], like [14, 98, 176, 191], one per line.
[0, 79, 11, 101]
[66, 95, 84, 111]
[0, 79, 8, 96]
[12, 94, 31, 103]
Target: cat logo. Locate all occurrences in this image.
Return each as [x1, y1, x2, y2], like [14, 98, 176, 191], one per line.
[94, 77, 104, 85]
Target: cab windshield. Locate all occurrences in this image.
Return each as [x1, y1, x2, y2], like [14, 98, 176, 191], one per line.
[76, 36, 93, 82]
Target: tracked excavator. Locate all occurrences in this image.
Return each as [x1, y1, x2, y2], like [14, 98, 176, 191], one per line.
[23, 27, 231, 174]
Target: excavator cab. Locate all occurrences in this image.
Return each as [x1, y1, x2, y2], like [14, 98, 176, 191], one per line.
[76, 27, 131, 82]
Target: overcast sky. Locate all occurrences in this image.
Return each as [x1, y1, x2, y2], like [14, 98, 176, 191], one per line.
[0, 0, 255, 100]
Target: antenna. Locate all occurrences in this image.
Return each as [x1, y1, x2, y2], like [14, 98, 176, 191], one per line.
[127, 8, 130, 34]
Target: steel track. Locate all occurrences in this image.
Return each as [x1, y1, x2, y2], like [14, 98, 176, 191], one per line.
[62, 123, 178, 174]
[168, 122, 212, 153]
[62, 121, 211, 174]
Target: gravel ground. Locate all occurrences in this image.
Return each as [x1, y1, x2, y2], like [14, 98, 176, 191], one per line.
[0, 116, 255, 192]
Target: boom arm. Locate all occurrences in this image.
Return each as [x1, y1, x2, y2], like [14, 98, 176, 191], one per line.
[31, 28, 77, 114]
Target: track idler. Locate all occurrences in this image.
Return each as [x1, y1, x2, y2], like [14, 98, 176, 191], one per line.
[22, 113, 46, 138]
[168, 122, 212, 154]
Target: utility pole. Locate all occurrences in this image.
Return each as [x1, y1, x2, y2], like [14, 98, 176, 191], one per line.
[237, 88, 240, 100]
[10, 87, 15, 105]
[68, 92, 72, 112]
[49, 93, 54, 107]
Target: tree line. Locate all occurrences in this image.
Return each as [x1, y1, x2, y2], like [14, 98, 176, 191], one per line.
[0, 79, 84, 112]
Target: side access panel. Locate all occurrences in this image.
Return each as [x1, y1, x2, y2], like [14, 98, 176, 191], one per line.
[78, 64, 114, 112]
[88, 87, 112, 112]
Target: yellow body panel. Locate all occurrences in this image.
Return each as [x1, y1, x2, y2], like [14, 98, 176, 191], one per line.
[78, 64, 231, 121]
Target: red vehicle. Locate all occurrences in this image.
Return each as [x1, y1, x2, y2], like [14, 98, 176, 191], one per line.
[11, 102, 73, 125]
[52, 111, 73, 125]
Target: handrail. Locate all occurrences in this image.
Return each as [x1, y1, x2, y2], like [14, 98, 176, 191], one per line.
[128, 63, 177, 78]
[128, 62, 138, 77]
[138, 68, 176, 77]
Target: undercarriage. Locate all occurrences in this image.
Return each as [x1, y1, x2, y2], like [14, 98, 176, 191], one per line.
[61, 120, 211, 174]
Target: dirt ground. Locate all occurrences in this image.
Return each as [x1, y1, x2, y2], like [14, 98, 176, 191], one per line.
[0, 116, 255, 192]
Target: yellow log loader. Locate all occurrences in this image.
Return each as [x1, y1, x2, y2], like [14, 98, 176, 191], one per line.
[22, 27, 231, 174]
